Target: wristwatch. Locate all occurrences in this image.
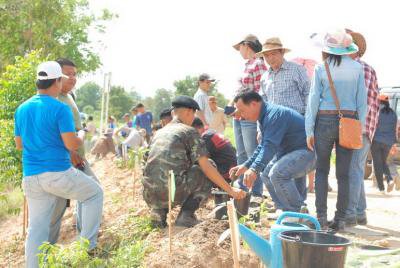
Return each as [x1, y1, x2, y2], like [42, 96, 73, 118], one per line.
[249, 167, 258, 175]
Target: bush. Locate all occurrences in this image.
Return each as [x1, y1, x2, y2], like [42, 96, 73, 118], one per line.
[0, 50, 44, 120]
[0, 50, 45, 212]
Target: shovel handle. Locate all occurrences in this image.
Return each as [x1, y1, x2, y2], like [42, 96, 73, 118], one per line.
[277, 212, 321, 230]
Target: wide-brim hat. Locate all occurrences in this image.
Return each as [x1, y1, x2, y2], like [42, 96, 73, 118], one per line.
[311, 30, 359, 56]
[233, 34, 260, 50]
[348, 32, 366, 57]
[255, 37, 291, 57]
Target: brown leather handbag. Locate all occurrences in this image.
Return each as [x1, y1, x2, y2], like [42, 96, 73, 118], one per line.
[324, 61, 363, 149]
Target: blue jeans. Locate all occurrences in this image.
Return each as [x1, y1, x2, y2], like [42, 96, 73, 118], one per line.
[22, 167, 103, 268]
[233, 119, 263, 196]
[261, 149, 315, 212]
[346, 135, 369, 219]
[314, 115, 354, 221]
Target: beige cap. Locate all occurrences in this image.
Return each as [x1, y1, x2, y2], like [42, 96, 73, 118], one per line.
[233, 34, 259, 50]
[255, 37, 291, 57]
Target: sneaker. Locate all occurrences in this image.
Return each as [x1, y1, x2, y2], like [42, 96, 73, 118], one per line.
[328, 220, 346, 233]
[380, 190, 386, 196]
[345, 217, 357, 227]
[356, 215, 368, 225]
[387, 181, 395, 193]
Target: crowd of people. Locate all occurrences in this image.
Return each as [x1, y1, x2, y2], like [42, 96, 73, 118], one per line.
[13, 28, 400, 267]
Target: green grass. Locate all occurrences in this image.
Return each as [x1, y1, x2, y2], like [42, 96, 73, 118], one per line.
[224, 125, 235, 147]
[0, 186, 23, 219]
[37, 209, 157, 267]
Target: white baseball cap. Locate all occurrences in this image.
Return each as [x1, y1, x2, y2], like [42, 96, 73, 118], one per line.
[37, 61, 68, 80]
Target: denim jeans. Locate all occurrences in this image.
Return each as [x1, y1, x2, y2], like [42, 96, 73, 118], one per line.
[346, 134, 370, 219]
[261, 149, 315, 212]
[22, 167, 103, 268]
[233, 119, 263, 196]
[314, 114, 353, 221]
[371, 140, 393, 191]
[49, 160, 99, 244]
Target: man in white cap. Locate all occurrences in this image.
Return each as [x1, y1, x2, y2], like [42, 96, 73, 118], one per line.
[193, 73, 215, 126]
[345, 30, 380, 227]
[14, 61, 103, 268]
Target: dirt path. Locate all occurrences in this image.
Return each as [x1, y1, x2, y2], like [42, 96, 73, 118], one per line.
[1, 157, 400, 267]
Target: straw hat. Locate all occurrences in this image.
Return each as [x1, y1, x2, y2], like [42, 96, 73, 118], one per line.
[349, 32, 366, 57]
[255, 37, 291, 57]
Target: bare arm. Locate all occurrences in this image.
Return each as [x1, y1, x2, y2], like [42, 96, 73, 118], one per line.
[198, 156, 245, 199]
[15, 137, 22, 150]
[61, 132, 83, 151]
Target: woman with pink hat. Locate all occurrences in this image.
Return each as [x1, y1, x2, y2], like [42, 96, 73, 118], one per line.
[305, 30, 367, 232]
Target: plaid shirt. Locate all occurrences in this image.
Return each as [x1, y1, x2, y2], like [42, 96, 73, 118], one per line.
[235, 57, 267, 96]
[357, 58, 380, 141]
[261, 60, 310, 114]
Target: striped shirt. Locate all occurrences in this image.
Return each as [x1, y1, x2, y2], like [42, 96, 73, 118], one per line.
[356, 58, 380, 141]
[260, 60, 310, 114]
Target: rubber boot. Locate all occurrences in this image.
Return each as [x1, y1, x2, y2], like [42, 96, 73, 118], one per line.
[175, 210, 200, 228]
[175, 195, 201, 228]
[150, 208, 167, 228]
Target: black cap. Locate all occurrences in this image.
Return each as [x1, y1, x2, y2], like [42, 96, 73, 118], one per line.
[159, 108, 172, 119]
[198, 73, 216, 82]
[171, 95, 200, 111]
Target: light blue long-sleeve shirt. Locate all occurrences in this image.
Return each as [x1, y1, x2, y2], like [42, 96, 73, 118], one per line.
[305, 56, 367, 137]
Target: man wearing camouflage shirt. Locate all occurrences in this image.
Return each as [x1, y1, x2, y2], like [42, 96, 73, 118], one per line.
[142, 96, 246, 228]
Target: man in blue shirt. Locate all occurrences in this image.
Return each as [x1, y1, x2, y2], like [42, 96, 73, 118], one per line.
[15, 61, 103, 268]
[230, 91, 316, 213]
[135, 103, 153, 143]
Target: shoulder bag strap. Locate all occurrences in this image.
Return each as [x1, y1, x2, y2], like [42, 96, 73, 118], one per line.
[324, 61, 342, 117]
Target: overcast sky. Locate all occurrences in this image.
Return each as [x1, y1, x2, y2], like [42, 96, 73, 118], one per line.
[80, 0, 400, 99]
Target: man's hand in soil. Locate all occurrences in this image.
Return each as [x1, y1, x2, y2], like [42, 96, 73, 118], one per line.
[70, 151, 84, 168]
[229, 165, 248, 179]
[243, 169, 257, 189]
[228, 187, 246, 199]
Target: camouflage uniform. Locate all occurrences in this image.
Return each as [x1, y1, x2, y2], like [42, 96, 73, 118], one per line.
[142, 118, 213, 209]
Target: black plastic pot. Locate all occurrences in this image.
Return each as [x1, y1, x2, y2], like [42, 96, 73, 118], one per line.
[279, 230, 351, 268]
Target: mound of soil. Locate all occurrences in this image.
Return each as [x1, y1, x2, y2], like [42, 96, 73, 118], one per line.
[145, 219, 261, 268]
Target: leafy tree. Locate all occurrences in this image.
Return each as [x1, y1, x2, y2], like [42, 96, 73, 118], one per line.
[82, 105, 94, 115]
[0, 51, 44, 190]
[108, 86, 134, 120]
[75, 82, 102, 111]
[150, 88, 173, 121]
[173, 75, 228, 107]
[128, 90, 142, 107]
[0, 0, 116, 72]
[173, 75, 199, 97]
